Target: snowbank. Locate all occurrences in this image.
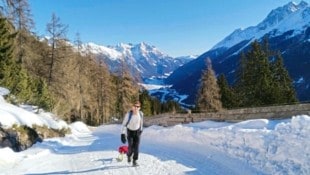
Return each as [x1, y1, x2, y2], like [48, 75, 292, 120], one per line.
[143, 115, 310, 175]
[0, 88, 68, 130]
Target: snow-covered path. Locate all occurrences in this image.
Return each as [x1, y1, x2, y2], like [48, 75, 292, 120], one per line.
[91, 125, 261, 175]
[1, 115, 309, 175]
[0, 123, 262, 175]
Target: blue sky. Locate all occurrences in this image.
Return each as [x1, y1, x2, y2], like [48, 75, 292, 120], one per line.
[29, 0, 308, 57]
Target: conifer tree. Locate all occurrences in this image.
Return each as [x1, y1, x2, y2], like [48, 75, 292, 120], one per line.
[196, 58, 222, 112]
[218, 74, 237, 109]
[0, 17, 18, 92]
[270, 53, 298, 104]
[253, 41, 273, 105]
[238, 41, 274, 106]
[234, 52, 247, 107]
[1, 0, 34, 64]
[150, 97, 161, 115]
[0, 17, 32, 102]
[139, 89, 152, 116]
[0, 17, 15, 82]
[30, 77, 53, 110]
[234, 40, 297, 107]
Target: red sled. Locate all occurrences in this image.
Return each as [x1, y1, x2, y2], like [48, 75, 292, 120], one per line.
[116, 145, 128, 162]
[118, 145, 128, 154]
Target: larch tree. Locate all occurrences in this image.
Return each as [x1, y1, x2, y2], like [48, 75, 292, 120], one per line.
[196, 58, 222, 112]
[75, 46, 98, 124]
[74, 33, 86, 122]
[116, 59, 139, 119]
[45, 13, 68, 86]
[45, 13, 78, 117]
[95, 60, 113, 124]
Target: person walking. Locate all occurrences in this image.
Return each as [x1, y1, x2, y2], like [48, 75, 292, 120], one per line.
[121, 101, 143, 166]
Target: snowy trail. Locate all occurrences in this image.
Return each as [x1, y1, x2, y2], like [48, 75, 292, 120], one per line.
[1, 115, 310, 175]
[0, 123, 262, 175]
[0, 125, 187, 175]
[141, 134, 263, 175]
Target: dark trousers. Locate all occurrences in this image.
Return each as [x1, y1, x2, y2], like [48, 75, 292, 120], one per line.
[127, 129, 141, 161]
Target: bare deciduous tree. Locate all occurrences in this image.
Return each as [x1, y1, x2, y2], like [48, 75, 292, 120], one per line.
[196, 58, 222, 112]
[46, 13, 68, 85]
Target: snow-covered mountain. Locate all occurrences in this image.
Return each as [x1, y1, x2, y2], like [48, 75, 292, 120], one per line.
[81, 42, 195, 82]
[212, 1, 309, 51]
[166, 1, 310, 105]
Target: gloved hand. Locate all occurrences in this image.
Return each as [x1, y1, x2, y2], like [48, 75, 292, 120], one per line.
[121, 134, 126, 144]
[138, 130, 143, 135]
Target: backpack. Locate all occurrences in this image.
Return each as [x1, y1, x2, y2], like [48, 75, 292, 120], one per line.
[125, 110, 143, 130]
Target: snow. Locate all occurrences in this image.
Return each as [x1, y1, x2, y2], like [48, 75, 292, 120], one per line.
[0, 87, 9, 96]
[0, 87, 309, 175]
[294, 76, 305, 84]
[212, 1, 310, 50]
[81, 42, 123, 60]
[0, 99, 68, 130]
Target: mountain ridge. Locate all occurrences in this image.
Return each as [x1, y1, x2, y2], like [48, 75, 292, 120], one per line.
[80, 42, 196, 81]
[211, 1, 309, 51]
[166, 1, 310, 105]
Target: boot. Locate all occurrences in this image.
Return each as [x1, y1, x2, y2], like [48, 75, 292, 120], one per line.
[127, 155, 131, 163]
[133, 160, 139, 166]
